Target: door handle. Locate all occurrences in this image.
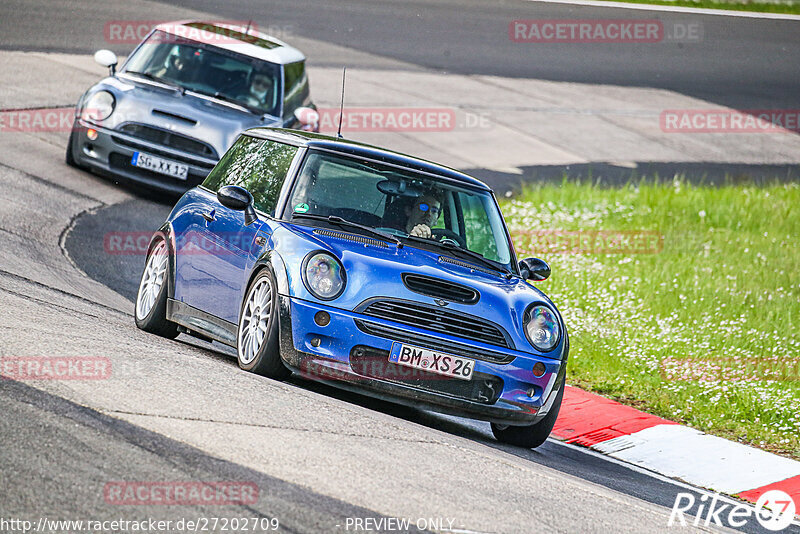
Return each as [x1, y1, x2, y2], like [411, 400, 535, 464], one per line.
[201, 209, 215, 222]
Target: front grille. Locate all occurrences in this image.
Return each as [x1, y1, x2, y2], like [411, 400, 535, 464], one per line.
[116, 123, 217, 159]
[402, 273, 479, 304]
[110, 135, 217, 169]
[354, 320, 514, 364]
[357, 298, 513, 350]
[312, 229, 388, 248]
[108, 153, 209, 185]
[349, 346, 503, 404]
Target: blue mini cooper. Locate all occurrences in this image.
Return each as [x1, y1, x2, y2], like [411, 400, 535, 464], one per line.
[135, 128, 568, 448]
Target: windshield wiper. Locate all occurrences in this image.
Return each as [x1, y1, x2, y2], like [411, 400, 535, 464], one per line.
[403, 234, 510, 276]
[125, 71, 184, 93]
[291, 213, 403, 247]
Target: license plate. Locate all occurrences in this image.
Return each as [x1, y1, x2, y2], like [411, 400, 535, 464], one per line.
[389, 343, 474, 381]
[131, 151, 188, 180]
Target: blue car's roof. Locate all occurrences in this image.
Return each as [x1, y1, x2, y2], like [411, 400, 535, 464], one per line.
[246, 127, 492, 191]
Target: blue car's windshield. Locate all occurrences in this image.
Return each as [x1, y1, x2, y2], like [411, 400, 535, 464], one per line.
[287, 150, 514, 267]
[123, 30, 282, 116]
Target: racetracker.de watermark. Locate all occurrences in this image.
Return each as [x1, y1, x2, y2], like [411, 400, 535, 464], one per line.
[0, 357, 111, 380]
[104, 231, 271, 256]
[103, 481, 259, 506]
[660, 356, 800, 383]
[510, 19, 702, 43]
[104, 20, 294, 44]
[316, 108, 459, 133]
[661, 109, 800, 133]
[513, 230, 663, 254]
[0, 107, 76, 133]
[298, 353, 468, 384]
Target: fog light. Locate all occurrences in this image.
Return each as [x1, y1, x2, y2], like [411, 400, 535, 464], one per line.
[310, 337, 321, 347]
[314, 311, 330, 327]
[86, 128, 98, 140]
[527, 387, 537, 398]
[532, 362, 546, 377]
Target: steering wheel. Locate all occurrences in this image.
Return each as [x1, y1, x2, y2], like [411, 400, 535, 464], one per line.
[431, 228, 467, 248]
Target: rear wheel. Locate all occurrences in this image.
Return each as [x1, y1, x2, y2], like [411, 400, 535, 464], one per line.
[491, 384, 564, 449]
[134, 238, 179, 338]
[237, 269, 290, 380]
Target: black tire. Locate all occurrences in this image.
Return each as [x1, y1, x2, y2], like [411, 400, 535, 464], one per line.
[236, 268, 291, 380]
[491, 383, 564, 449]
[65, 129, 82, 169]
[134, 237, 179, 339]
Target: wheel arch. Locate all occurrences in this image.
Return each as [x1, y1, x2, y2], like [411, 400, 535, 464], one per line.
[147, 222, 177, 299]
[250, 249, 290, 297]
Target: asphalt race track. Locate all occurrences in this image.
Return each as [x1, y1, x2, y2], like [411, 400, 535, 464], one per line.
[1, 1, 799, 533]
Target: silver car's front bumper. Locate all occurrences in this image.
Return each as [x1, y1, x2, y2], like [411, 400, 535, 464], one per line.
[70, 119, 218, 194]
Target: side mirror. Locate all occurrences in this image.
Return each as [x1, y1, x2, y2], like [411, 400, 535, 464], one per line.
[94, 49, 118, 75]
[519, 257, 551, 281]
[218, 185, 259, 226]
[294, 107, 320, 132]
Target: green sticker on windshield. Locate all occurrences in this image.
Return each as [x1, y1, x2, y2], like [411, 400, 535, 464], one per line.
[294, 203, 309, 213]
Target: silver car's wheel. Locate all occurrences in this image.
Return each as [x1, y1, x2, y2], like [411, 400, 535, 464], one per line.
[134, 237, 178, 339]
[236, 269, 290, 379]
[136, 240, 168, 320]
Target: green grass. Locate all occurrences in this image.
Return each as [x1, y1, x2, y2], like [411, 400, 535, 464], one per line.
[500, 179, 800, 459]
[595, 0, 800, 14]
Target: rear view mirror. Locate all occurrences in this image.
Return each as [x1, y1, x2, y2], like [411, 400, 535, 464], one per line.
[519, 257, 551, 281]
[94, 49, 118, 75]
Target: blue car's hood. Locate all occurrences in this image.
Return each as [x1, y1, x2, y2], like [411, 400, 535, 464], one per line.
[85, 76, 281, 158]
[271, 222, 564, 357]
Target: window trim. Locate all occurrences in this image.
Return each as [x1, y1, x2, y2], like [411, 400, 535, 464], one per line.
[200, 134, 300, 218]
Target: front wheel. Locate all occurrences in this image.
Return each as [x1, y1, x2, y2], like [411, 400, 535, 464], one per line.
[237, 269, 290, 380]
[491, 384, 564, 449]
[65, 129, 84, 169]
[134, 237, 179, 338]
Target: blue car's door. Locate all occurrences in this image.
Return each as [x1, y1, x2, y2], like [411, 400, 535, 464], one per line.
[172, 134, 300, 324]
[176, 188, 266, 324]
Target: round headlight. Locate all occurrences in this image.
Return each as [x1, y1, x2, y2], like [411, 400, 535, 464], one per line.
[81, 90, 115, 122]
[303, 252, 345, 300]
[525, 305, 560, 352]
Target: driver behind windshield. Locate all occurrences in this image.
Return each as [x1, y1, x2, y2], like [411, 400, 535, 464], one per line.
[238, 70, 274, 109]
[151, 46, 199, 83]
[404, 191, 443, 238]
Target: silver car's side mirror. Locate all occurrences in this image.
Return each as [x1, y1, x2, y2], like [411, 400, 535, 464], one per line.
[294, 107, 320, 132]
[94, 49, 118, 75]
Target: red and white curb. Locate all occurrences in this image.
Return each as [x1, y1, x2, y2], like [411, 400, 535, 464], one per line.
[551, 386, 800, 512]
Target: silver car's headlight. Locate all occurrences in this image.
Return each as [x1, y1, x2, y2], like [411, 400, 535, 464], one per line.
[302, 252, 346, 300]
[524, 305, 560, 352]
[81, 90, 116, 121]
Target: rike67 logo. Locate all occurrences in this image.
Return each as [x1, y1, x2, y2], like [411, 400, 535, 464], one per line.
[669, 490, 797, 531]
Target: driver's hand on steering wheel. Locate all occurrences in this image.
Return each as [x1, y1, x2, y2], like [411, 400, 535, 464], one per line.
[409, 224, 432, 238]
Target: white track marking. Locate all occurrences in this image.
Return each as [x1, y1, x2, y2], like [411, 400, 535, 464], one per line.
[591, 425, 800, 494]
[526, 0, 800, 20]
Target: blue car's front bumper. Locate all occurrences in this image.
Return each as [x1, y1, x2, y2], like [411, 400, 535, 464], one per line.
[277, 296, 566, 426]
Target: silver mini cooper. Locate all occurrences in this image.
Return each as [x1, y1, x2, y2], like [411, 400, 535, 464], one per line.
[67, 20, 319, 194]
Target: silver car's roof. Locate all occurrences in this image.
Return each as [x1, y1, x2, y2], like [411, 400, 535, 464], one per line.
[153, 20, 306, 65]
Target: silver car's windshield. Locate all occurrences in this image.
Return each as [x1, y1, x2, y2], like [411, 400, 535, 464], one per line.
[287, 150, 514, 268]
[123, 30, 282, 116]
